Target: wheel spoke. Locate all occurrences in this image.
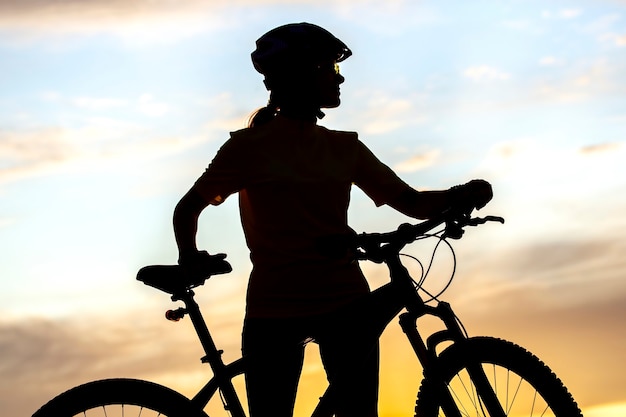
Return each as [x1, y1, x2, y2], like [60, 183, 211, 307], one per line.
[447, 375, 472, 417]
[505, 372, 523, 415]
[538, 402, 551, 417]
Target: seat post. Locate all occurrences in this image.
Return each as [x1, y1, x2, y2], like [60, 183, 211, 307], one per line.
[175, 290, 226, 369]
[174, 289, 248, 417]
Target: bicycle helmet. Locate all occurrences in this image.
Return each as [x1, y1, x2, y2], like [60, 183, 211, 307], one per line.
[251, 22, 352, 82]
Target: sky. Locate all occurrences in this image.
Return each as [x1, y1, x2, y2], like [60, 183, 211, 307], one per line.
[1, 0, 625, 416]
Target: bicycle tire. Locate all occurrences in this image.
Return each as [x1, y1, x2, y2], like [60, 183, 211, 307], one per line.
[414, 337, 582, 417]
[32, 378, 209, 417]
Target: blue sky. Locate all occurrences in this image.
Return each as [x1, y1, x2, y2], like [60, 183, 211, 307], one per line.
[1, 1, 626, 416]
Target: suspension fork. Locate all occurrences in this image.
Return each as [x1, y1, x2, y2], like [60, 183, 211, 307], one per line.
[387, 253, 503, 417]
[396, 292, 507, 416]
[399, 304, 471, 417]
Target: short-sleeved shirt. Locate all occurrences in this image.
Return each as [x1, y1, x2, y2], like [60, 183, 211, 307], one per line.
[193, 115, 413, 318]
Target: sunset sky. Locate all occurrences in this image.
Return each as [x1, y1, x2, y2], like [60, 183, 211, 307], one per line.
[1, 1, 625, 416]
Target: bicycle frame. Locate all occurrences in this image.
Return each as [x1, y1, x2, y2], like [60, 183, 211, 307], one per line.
[173, 245, 507, 417]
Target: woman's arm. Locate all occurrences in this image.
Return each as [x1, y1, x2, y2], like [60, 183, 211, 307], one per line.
[173, 187, 211, 261]
[387, 189, 451, 220]
[387, 179, 493, 220]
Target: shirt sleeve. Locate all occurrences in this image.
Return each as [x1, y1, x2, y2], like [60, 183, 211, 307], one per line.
[353, 137, 414, 207]
[192, 134, 246, 205]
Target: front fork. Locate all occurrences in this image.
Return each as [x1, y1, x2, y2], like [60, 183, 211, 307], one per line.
[391, 256, 507, 417]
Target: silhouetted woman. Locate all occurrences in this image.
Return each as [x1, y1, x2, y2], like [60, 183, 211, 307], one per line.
[173, 23, 492, 417]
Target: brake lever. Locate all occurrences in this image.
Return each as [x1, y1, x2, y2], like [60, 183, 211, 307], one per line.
[467, 215, 505, 226]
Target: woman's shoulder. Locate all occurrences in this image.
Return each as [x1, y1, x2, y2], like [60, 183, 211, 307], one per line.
[317, 124, 359, 142]
[227, 118, 361, 147]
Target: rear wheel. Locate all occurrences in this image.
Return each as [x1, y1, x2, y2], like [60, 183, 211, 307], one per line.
[32, 378, 208, 417]
[414, 337, 582, 417]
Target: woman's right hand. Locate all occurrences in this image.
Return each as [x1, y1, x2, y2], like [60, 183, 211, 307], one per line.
[178, 250, 232, 276]
[449, 179, 493, 213]
[465, 179, 493, 210]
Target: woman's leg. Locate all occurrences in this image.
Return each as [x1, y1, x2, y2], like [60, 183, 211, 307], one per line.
[315, 311, 380, 417]
[242, 317, 306, 417]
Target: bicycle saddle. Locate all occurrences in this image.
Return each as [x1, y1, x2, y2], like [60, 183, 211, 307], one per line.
[137, 254, 232, 295]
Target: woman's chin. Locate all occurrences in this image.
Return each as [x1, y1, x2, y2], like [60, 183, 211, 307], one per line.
[321, 98, 341, 109]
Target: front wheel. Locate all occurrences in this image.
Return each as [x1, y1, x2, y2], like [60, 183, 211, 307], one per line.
[32, 378, 208, 417]
[414, 337, 582, 417]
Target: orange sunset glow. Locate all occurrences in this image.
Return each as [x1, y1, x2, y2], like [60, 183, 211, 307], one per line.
[1, 1, 625, 417]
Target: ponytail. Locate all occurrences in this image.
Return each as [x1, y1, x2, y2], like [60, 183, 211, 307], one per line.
[247, 106, 277, 128]
[248, 95, 279, 128]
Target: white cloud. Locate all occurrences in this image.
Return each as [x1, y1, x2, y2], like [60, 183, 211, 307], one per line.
[137, 94, 170, 117]
[0, 127, 79, 184]
[0, 0, 242, 44]
[394, 149, 440, 173]
[539, 56, 563, 66]
[532, 58, 617, 103]
[463, 65, 511, 82]
[0, 218, 15, 228]
[541, 8, 583, 19]
[559, 8, 583, 19]
[584, 13, 621, 34]
[348, 91, 427, 135]
[0, 0, 347, 43]
[599, 33, 626, 47]
[72, 96, 128, 110]
[476, 138, 626, 208]
[0, 122, 205, 185]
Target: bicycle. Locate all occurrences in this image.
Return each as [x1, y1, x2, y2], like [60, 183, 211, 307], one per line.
[32, 211, 583, 417]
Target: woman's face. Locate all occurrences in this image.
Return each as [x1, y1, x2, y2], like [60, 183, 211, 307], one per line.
[313, 60, 345, 109]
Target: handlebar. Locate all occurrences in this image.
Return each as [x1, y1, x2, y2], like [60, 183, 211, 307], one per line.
[352, 213, 504, 263]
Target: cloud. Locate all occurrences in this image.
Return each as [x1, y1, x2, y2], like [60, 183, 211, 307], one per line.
[43, 91, 172, 116]
[599, 32, 626, 46]
[72, 96, 128, 110]
[529, 58, 619, 104]
[583, 13, 621, 34]
[541, 9, 583, 19]
[581, 13, 626, 47]
[450, 289, 626, 410]
[0, 123, 204, 185]
[539, 56, 563, 66]
[0, 90, 247, 186]
[348, 91, 428, 135]
[0, 218, 15, 228]
[394, 149, 440, 173]
[332, 0, 440, 36]
[0, 288, 250, 416]
[8, 242, 626, 416]
[579, 142, 621, 155]
[138, 94, 170, 117]
[0, 0, 349, 42]
[615, 34, 626, 46]
[0, 314, 232, 415]
[0, 127, 78, 183]
[0, 0, 249, 44]
[463, 65, 511, 82]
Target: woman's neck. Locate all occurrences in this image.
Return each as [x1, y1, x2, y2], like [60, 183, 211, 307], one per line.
[278, 105, 320, 123]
